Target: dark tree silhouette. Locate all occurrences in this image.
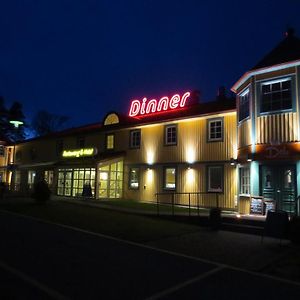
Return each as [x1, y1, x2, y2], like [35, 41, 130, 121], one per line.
[31, 110, 69, 137]
[0, 98, 26, 142]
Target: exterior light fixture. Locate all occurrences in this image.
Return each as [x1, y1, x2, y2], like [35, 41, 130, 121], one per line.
[9, 120, 24, 128]
[230, 158, 236, 166]
[247, 154, 253, 162]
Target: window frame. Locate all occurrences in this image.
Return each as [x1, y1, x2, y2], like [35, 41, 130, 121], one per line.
[105, 133, 115, 150]
[129, 129, 141, 149]
[207, 165, 223, 193]
[207, 117, 224, 142]
[238, 88, 250, 122]
[164, 124, 177, 146]
[239, 166, 250, 195]
[259, 77, 293, 114]
[128, 167, 140, 189]
[163, 166, 177, 191]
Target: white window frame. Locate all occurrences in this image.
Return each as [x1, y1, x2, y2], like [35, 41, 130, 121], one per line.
[208, 118, 223, 142]
[129, 167, 140, 189]
[207, 165, 223, 192]
[165, 125, 177, 145]
[239, 167, 250, 195]
[130, 130, 141, 149]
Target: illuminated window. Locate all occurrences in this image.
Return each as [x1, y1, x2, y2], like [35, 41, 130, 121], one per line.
[129, 167, 140, 189]
[0, 145, 4, 156]
[239, 167, 250, 195]
[165, 125, 177, 145]
[130, 130, 141, 148]
[207, 166, 223, 192]
[238, 89, 250, 122]
[44, 170, 54, 186]
[208, 118, 223, 142]
[106, 134, 114, 150]
[261, 78, 292, 113]
[14, 171, 21, 191]
[164, 167, 176, 190]
[28, 170, 36, 190]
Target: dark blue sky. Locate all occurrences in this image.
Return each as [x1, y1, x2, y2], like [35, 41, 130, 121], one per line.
[1, 0, 300, 128]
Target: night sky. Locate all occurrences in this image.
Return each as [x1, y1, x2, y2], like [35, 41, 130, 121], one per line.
[1, 0, 300, 130]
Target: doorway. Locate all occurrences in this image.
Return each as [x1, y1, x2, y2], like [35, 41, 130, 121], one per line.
[57, 169, 73, 196]
[260, 165, 296, 213]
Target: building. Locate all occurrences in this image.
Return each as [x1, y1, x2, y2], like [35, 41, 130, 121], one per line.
[1, 30, 300, 215]
[232, 29, 300, 215]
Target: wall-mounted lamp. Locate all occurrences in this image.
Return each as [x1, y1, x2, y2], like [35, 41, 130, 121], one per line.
[247, 154, 253, 162]
[230, 158, 237, 166]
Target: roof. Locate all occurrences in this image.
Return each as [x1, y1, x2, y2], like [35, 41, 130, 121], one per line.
[16, 98, 236, 145]
[232, 30, 300, 93]
[251, 30, 300, 70]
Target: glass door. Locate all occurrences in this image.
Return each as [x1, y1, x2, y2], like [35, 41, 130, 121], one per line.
[260, 165, 296, 213]
[57, 169, 73, 196]
[99, 171, 109, 198]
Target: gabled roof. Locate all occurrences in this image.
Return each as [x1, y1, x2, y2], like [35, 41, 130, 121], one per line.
[251, 29, 300, 70]
[232, 30, 300, 93]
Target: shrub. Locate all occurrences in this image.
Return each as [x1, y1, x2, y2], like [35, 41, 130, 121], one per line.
[32, 180, 51, 202]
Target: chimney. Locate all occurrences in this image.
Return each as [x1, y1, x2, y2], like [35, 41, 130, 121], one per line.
[189, 90, 201, 105]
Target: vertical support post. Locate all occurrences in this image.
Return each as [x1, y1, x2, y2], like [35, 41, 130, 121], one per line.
[156, 193, 159, 216]
[197, 193, 199, 216]
[172, 193, 174, 216]
[216, 193, 219, 208]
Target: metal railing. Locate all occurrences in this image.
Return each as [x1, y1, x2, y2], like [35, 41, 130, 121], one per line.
[155, 192, 231, 216]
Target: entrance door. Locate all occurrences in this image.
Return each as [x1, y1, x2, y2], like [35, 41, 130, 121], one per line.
[99, 171, 109, 198]
[261, 165, 296, 213]
[57, 170, 73, 196]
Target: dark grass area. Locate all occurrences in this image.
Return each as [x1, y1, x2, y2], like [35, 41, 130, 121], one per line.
[0, 200, 200, 243]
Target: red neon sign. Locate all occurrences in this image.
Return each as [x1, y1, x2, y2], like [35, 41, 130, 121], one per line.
[129, 92, 190, 118]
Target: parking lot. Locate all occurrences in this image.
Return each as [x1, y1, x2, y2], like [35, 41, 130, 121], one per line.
[1, 209, 300, 299]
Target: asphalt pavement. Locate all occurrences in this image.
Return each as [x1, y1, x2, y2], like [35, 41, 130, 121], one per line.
[0, 210, 300, 299]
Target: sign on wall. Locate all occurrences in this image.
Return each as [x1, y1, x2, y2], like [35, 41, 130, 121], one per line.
[62, 148, 97, 158]
[128, 91, 190, 118]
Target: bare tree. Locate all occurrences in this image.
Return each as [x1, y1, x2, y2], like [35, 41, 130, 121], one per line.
[31, 110, 69, 137]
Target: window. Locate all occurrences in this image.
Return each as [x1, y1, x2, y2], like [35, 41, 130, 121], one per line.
[130, 130, 141, 148]
[208, 118, 223, 142]
[165, 125, 177, 145]
[28, 170, 36, 190]
[56, 140, 64, 156]
[261, 78, 292, 113]
[238, 89, 250, 122]
[14, 171, 21, 191]
[77, 137, 85, 148]
[239, 167, 250, 195]
[15, 150, 22, 161]
[30, 148, 37, 160]
[44, 170, 54, 186]
[207, 166, 223, 192]
[129, 167, 140, 189]
[164, 167, 176, 190]
[0, 145, 4, 156]
[106, 134, 114, 150]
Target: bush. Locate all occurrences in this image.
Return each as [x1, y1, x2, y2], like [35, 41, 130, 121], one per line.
[32, 180, 51, 202]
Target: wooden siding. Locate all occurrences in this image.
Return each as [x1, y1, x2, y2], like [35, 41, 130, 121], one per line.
[256, 112, 299, 144]
[238, 120, 251, 148]
[125, 112, 237, 164]
[124, 163, 237, 209]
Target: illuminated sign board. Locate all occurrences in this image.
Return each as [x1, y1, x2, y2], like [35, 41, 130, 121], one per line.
[62, 148, 97, 158]
[129, 91, 190, 118]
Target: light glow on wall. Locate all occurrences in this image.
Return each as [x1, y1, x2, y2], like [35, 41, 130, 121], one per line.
[186, 168, 195, 183]
[186, 145, 196, 164]
[62, 148, 97, 158]
[146, 149, 155, 165]
[129, 92, 190, 118]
